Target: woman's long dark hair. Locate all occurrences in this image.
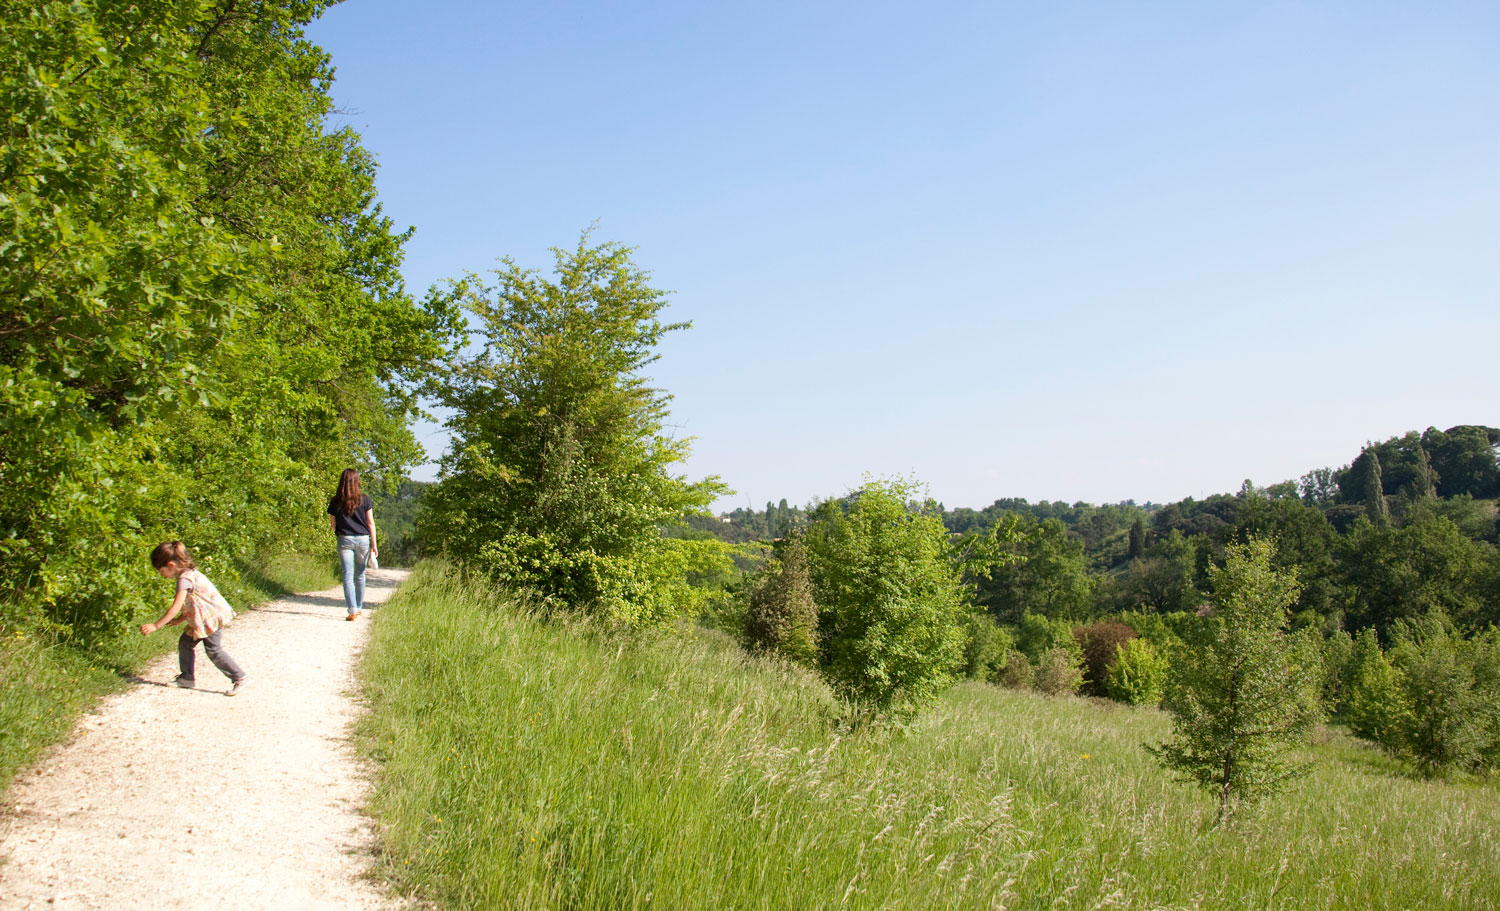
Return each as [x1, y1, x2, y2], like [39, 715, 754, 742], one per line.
[335, 468, 364, 516]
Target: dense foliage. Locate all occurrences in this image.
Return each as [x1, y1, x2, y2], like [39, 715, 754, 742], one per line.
[802, 480, 969, 710]
[1, 0, 459, 644]
[742, 535, 818, 665]
[1344, 619, 1500, 774]
[419, 235, 725, 624]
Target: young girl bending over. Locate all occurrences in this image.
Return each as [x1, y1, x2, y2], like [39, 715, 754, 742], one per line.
[141, 541, 247, 696]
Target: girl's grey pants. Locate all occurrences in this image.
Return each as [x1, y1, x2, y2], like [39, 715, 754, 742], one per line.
[178, 628, 245, 682]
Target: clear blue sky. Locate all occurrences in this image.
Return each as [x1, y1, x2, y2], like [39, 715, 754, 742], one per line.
[307, 1, 1500, 512]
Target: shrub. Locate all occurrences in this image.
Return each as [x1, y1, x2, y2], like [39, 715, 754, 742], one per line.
[743, 536, 819, 666]
[1016, 613, 1083, 664]
[1115, 610, 1179, 649]
[1034, 647, 1084, 696]
[1345, 621, 1500, 775]
[1073, 621, 1138, 697]
[1343, 627, 1409, 746]
[1317, 630, 1354, 714]
[804, 479, 969, 710]
[961, 613, 1013, 681]
[997, 650, 1034, 690]
[1472, 630, 1500, 770]
[1387, 619, 1497, 774]
[1105, 638, 1169, 706]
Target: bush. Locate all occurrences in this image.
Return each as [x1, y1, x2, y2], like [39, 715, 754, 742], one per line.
[1343, 627, 1409, 746]
[1387, 620, 1499, 774]
[1115, 610, 1179, 649]
[804, 479, 969, 710]
[743, 536, 819, 666]
[1105, 639, 1169, 706]
[1016, 613, 1083, 664]
[961, 613, 1014, 681]
[1345, 621, 1500, 775]
[1317, 630, 1354, 714]
[1034, 647, 1084, 696]
[997, 650, 1034, 690]
[1073, 621, 1138, 697]
[1473, 631, 1500, 770]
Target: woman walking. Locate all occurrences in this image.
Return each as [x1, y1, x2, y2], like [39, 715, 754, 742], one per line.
[328, 468, 378, 620]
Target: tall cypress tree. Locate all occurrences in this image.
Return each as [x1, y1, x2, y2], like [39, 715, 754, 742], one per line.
[1128, 518, 1148, 559]
[1410, 443, 1438, 500]
[1350, 448, 1389, 524]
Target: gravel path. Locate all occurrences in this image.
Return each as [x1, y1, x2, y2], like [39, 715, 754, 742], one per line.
[0, 568, 412, 911]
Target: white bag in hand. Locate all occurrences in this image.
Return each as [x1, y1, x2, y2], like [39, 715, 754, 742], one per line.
[368, 552, 379, 570]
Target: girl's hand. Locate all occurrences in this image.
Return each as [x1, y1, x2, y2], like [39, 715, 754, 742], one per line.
[140, 623, 155, 636]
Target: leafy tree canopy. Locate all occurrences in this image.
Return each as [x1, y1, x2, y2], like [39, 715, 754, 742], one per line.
[803, 478, 969, 710]
[1, 0, 459, 641]
[420, 233, 725, 623]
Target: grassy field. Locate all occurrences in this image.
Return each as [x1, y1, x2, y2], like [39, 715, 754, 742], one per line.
[0, 550, 336, 792]
[357, 562, 1500, 911]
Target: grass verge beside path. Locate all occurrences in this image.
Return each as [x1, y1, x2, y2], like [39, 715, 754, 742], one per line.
[0, 550, 336, 793]
[358, 562, 1500, 911]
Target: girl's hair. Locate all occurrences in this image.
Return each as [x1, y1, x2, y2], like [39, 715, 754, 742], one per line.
[335, 468, 364, 515]
[150, 541, 196, 571]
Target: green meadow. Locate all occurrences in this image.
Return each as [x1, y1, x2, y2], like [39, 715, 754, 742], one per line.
[356, 563, 1500, 911]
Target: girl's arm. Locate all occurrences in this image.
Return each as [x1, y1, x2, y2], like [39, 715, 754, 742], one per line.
[330, 515, 337, 534]
[366, 508, 377, 553]
[141, 589, 188, 636]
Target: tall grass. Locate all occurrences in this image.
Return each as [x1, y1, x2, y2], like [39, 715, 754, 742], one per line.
[0, 549, 336, 792]
[358, 563, 1500, 910]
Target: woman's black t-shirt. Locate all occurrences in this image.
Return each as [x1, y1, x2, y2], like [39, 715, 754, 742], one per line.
[328, 494, 374, 537]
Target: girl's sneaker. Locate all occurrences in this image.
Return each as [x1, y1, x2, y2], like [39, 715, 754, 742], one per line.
[226, 677, 246, 697]
[174, 675, 195, 689]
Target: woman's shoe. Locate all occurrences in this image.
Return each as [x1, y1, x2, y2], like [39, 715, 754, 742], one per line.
[346, 611, 361, 621]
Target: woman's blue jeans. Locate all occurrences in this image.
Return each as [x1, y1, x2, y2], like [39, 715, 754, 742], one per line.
[337, 534, 370, 614]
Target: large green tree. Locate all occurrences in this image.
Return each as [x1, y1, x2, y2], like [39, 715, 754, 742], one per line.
[1339, 516, 1498, 634]
[976, 515, 1094, 622]
[1228, 495, 1340, 623]
[1422, 425, 1500, 500]
[420, 234, 725, 624]
[1, 0, 457, 641]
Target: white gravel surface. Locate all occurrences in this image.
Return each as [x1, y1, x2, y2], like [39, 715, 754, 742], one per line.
[0, 568, 412, 911]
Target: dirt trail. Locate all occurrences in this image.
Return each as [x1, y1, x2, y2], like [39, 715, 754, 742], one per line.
[0, 568, 411, 911]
